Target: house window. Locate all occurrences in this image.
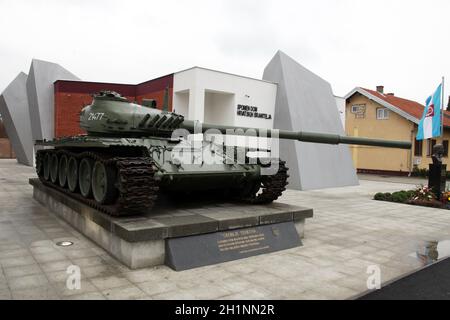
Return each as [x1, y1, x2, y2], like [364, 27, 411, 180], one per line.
[444, 140, 449, 157]
[414, 139, 423, 157]
[427, 139, 437, 157]
[351, 104, 365, 113]
[376, 108, 389, 120]
[351, 104, 366, 119]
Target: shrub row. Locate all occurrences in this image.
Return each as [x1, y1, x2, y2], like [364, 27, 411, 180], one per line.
[411, 166, 450, 179]
[374, 190, 415, 203]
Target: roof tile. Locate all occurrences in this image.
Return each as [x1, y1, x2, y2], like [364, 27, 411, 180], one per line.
[361, 88, 450, 127]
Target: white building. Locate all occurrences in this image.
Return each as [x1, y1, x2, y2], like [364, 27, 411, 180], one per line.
[173, 67, 277, 130]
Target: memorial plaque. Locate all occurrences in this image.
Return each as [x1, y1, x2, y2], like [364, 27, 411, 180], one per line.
[165, 222, 301, 271]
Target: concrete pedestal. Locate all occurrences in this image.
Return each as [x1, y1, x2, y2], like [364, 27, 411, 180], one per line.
[30, 178, 313, 269]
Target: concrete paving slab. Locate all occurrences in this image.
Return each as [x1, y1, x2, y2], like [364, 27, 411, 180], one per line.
[65, 292, 106, 300]
[90, 275, 132, 290]
[137, 279, 178, 296]
[3, 264, 42, 278]
[11, 285, 59, 300]
[0, 289, 12, 299]
[52, 278, 99, 297]
[2, 160, 450, 299]
[102, 284, 148, 300]
[7, 274, 49, 290]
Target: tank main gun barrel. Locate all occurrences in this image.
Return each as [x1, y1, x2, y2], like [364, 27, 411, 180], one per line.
[180, 120, 412, 149]
[78, 90, 411, 150]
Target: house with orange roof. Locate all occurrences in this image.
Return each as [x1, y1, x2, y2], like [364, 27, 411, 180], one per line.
[344, 86, 450, 175]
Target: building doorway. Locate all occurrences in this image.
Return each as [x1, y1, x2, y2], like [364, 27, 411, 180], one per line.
[204, 89, 235, 126]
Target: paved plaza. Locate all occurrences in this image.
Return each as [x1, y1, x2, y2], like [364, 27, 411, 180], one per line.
[0, 159, 449, 300]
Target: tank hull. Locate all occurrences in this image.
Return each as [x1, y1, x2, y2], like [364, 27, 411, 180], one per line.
[37, 136, 261, 191]
[35, 135, 287, 216]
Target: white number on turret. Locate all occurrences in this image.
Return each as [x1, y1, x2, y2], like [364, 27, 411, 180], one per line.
[88, 113, 105, 121]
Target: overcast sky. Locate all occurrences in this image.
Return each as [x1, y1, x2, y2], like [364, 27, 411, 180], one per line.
[1, 0, 449, 105]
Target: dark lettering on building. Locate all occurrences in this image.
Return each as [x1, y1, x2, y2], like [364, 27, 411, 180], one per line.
[237, 104, 272, 120]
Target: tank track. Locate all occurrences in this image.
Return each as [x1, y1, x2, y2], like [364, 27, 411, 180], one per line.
[243, 160, 289, 204]
[36, 149, 159, 216]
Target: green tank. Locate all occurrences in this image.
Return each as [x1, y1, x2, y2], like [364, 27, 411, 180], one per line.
[35, 91, 411, 216]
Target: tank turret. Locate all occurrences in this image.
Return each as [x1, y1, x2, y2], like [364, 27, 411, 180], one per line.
[35, 91, 412, 216]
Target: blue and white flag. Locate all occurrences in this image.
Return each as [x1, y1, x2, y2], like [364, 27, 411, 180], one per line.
[417, 83, 443, 140]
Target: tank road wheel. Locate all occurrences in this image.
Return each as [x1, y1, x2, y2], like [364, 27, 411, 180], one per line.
[58, 155, 68, 187]
[50, 153, 59, 184]
[35, 151, 44, 178]
[241, 160, 289, 204]
[67, 157, 79, 192]
[79, 158, 94, 198]
[43, 153, 51, 181]
[92, 161, 118, 204]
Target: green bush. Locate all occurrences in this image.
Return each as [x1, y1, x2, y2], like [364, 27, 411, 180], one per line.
[411, 166, 429, 178]
[374, 193, 386, 201]
[374, 190, 414, 203]
[411, 166, 450, 179]
[391, 190, 414, 203]
[374, 192, 392, 201]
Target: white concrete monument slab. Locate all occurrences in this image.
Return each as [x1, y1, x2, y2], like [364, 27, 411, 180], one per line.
[263, 51, 358, 190]
[26, 59, 79, 142]
[0, 73, 34, 166]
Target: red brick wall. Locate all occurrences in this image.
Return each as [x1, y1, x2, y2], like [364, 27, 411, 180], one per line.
[0, 122, 6, 138]
[135, 74, 173, 110]
[136, 88, 173, 110]
[0, 122, 14, 158]
[53, 75, 173, 138]
[0, 138, 14, 158]
[54, 91, 134, 137]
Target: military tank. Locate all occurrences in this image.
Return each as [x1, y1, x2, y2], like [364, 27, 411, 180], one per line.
[35, 91, 411, 216]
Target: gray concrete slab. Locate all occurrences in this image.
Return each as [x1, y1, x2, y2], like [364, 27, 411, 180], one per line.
[0, 73, 33, 165]
[26, 59, 79, 142]
[263, 51, 358, 190]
